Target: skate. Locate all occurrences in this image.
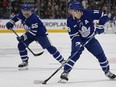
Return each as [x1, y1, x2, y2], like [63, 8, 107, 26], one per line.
[58, 73, 69, 83]
[18, 61, 28, 70]
[105, 71, 116, 79]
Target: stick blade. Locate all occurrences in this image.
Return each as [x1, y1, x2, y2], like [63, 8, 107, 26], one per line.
[33, 80, 46, 84]
[34, 51, 44, 56]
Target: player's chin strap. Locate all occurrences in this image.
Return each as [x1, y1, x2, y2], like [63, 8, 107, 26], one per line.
[10, 28, 44, 56]
[40, 33, 97, 84]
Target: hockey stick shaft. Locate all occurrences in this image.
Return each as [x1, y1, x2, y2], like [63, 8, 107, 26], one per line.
[42, 33, 96, 84]
[11, 29, 44, 56]
[42, 65, 63, 84]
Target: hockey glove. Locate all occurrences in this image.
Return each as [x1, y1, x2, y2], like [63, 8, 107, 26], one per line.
[17, 34, 27, 42]
[95, 25, 104, 34]
[6, 22, 14, 29]
[75, 42, 84, 53]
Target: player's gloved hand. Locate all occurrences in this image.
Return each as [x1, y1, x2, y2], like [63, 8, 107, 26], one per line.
[80, 46, 84, 51]
[17, 34, 27, 42]
[95, 25, 104, 34]
[75, 42, 84, 53]
[6, 22, 14, 30]
[17, 36, 25, 42]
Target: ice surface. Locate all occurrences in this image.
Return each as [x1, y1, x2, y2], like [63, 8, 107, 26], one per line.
[0, 33, 116, 87]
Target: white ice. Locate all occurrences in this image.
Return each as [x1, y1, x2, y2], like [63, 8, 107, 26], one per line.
[0, 33, 116, 87]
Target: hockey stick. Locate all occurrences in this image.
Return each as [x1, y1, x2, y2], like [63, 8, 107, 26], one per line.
[33, 33, 96, 84]
[10, 28, 44, 56]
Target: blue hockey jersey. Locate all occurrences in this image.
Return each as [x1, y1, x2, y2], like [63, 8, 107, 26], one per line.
[67, 9, 108, 39]
[10, 12, 47, 39]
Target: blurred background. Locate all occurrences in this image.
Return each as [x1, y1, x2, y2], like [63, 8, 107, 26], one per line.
[0, 0, 116, 19]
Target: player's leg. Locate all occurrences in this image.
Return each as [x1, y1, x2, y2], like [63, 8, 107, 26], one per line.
[37, 35, 65, 64]
[59, 50, 82, 83]
[86, 38, 116, 79]
[17, 40, 33, 70]
[47, 46, 65, 63]
[60, 38, 84, 82]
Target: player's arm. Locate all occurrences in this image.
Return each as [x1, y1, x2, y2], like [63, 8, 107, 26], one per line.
[24, 22, 39, 40]
[67, 17, 84, 51]
[92, 10, 108, 34]
[67, 17, 80, 38]
[6, 13, 20, 29]
[93, 10, 108, 25]
[17, 21, 39, 42]
[25, 17, 47, 38]
[17, 17, 47, 42]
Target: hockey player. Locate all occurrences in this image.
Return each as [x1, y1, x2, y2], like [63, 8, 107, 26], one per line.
[6, 3, 65, 70]
[59, 1, 116, 82]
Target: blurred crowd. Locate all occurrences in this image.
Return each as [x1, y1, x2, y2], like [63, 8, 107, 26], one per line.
[0, 0, 116, 21]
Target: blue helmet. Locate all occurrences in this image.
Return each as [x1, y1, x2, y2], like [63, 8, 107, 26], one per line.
[21, 3, 31, 10]
[68, 1, 83, 11]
